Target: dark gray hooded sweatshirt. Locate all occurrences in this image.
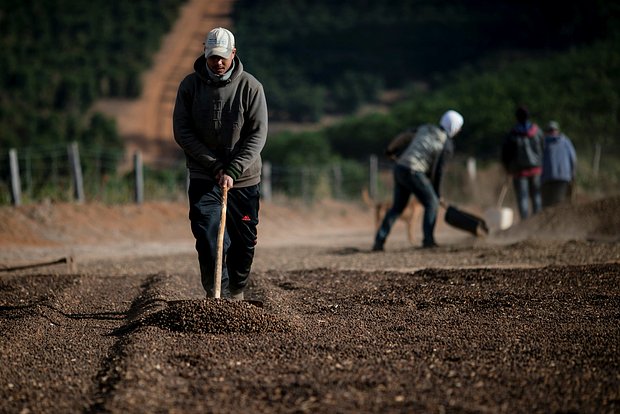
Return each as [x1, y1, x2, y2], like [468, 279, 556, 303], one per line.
[173, 55, 268, 187]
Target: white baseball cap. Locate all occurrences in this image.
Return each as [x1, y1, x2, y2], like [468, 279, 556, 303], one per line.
[205, 27, 235, 59]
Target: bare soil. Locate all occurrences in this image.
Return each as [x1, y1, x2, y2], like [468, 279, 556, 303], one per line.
[1, 195, 619, 413]
[9, 0, 618, 410]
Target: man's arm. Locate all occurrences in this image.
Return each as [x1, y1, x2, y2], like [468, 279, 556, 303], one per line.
[432, 138, 454, 197]
[172, 78, 224, 176]
[224, 84, 268, 180]
[385, 128, 416, 160]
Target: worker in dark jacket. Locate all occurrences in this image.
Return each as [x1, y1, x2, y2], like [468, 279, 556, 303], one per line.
[372, 110, 463, 251]
[541, 121, 577, 208]
[501, 106, 544, 220]
[173, 27, 268, 300]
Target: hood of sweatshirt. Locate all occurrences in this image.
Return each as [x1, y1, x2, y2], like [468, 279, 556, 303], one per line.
[192, 55, 243, 85]
[545, 133, 565, 144]
[439, 110, 464, 138]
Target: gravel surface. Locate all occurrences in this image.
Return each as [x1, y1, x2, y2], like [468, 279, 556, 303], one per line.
[1, 196, 619, 413]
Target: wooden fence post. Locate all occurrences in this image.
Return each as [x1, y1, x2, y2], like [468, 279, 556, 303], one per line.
[592, 143, 601, 178]
[467, 156, 478, 202]
[369, 154, 378, 200]
[134, 150, 144, 204]
[332, 163, 343, 199]
[262, 161, 272, 202]
[9, 148, 21, 206]
[302, 166, 310, 204]
[68, 142, 85, 203]
[467, 157, 477, 181]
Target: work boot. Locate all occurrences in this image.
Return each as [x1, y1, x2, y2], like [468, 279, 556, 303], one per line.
[230, 290, 244, 301]
[422, 241, 439, 249]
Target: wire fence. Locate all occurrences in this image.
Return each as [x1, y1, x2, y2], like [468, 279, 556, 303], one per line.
[4, 142, 616, 208]
[1, 143, 389, 206]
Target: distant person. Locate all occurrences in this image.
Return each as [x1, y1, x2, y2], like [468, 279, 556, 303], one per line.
[501, 105, 544, 220]
[541, 121, 577, 208]
[372, 110, 464, 251]
[173, 27, 268, 300]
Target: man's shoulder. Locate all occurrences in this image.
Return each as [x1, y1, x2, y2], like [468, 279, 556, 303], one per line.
[424, 124, 447, 139]
[560, 133, 571, 141]
[237, 70, 263, 89]
[179, 71, 200, 87]
[417, 123, 439, 135]
[233, 59, 262, 86]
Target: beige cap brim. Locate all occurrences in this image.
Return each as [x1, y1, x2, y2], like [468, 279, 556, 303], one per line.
[206, 47, 233, 59]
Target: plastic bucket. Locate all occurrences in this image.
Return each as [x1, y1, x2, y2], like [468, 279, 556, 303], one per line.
[484, 207, 514, 232]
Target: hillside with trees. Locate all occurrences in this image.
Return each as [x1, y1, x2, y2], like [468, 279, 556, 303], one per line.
[234, 0, 618, 122]
[0, 0, 185, 201]
[1, 0, 619, 203]
[237, 0, 620, 195]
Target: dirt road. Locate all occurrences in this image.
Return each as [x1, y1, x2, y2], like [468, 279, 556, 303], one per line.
[93, 0, 234, 169]
[1, 196, 619, 413]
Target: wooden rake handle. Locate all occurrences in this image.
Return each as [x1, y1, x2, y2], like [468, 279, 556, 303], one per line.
[214, 186, 228, 299]
[497, 176, 510, 208]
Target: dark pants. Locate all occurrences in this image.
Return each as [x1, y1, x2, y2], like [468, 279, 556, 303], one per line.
[188, 179, 259, 297]
[374, 165, 439, 248]
[541, 180, 571, 208]
[513, 175, 542, 220]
